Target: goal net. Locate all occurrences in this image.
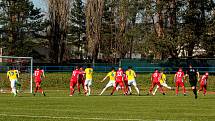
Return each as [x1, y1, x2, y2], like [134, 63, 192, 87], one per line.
[0, 56, 33, 93]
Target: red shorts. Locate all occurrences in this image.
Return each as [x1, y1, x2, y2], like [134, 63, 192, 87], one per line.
[124, 80, 128, 86]
[115, 80, 124, 88]
[78, 79, 85, 84]
[70, 81, 77, 88]
[200, 83, 207, 87]
[35, 81, 41, 87]
[176, 81, 184, 87]
[152, 81, 161, 86]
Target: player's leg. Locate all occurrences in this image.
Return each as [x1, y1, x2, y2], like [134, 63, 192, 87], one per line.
[87, 79, 92, 96]
[84, 80, 89, 95]
[197, 84, 203, 94]
[10, 80, 17, 96]
[203, 85, 207, 96]
[119, 81, 126, 95]
[111, 82, 118, 95]
[127, 81, 132, 95]
[70, 81, 75, 96]
[38, 82, 45, 96]
[190, 81, 197, 99]
[100, 81, 112, 95]
[162, 83, 172, 90]
[152, 85, 159, 95]
[180, 82, 186, 96]
[157, 82, 165, 95]
[77, 82, 81, 93]
[148, 82, 156, 95]
[175, 82, 179, 95]
[131, 80, 140, 95]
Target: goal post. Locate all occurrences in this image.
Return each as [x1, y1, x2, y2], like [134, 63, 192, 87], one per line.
[0, 56, 33, 93]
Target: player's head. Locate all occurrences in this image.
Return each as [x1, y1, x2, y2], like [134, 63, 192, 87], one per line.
[178, 67, 182, 72]
[118, 67, 122, 70]
[128, 66, 132, 70]
[75, 66, 79, 70]
[205, 72, 209, 76]
[79, 66, 84, 71]
[111, 67, 115, 71]
[189, 64, 192, 68]
[154, 69, 158, 73]
[160, 70, 164, 74]
[36, 66, 40, 70]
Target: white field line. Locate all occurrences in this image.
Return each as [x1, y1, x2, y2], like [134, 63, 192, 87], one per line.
[0, 113, 144, 121]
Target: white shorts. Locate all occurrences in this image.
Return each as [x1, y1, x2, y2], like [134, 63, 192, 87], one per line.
[10, 79, 18, 89]
[161, 83, 168, 87]
[85, 79, 92, 86]
[128, 80, 137, 86]
[105, 81, 115, 88]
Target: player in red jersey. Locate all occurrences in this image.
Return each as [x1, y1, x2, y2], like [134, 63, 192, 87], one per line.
[148, 69, 165, 95]
[198, 72, 209, 96]
[174, 68, 186, 96]
[77, 67, 86, 94]
[111, 67, 126, 95]
[70, 66, 80, 96]
[33, 67, 45, 96]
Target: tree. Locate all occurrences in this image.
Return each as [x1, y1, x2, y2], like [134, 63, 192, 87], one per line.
[0, 0, 45, 57]
[47, 0, 70, 63]
[69, 0, 86, 59]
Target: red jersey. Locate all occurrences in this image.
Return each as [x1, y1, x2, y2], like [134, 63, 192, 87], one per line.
[200, 75, 208, 85]
[34, 69, 44, 82]
[71, 69, 80, 82]
[79, 71, 85, 81]
[123, 73, 128, 81]
[116, 70, 123, 81]
[152, 72, 160, 82]
[175, 71, 184, 82]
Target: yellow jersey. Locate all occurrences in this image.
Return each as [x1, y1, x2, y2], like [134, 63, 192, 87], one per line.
[107, 71, 116, 81]
[126, 70, 136, 80]
[159, 74, 166, 84]
[85, 68, 93, 80]
[7, 70, 19, 80]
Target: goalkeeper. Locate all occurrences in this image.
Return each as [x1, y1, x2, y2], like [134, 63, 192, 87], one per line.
[7, 67, 20, 96]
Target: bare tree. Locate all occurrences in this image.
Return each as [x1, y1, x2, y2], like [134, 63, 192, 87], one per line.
[86, 0, 104, 61]
[47, 0, 70, 63]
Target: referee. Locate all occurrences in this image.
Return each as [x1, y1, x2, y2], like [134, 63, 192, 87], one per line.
[186, 64, 199, 99]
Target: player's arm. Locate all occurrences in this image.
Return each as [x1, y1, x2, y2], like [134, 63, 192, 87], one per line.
[150, 75, 153, 82]
[6, 71, 9, 79]
[196, 71, 200, 80]
[100, 74, 108, 82]
[174, 74, 177, 83]
[134, 71, 136, 78]
[16, 70, 20, 78]
[42, 70, 45, 78]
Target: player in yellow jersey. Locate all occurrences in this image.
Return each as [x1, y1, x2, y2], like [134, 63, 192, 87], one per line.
[84, 65, 93, 96]
[7, 67, 19, 96]
[100, 67, 116, 95]
[152, 71, 173, 95]
[126, 66, 140, 95]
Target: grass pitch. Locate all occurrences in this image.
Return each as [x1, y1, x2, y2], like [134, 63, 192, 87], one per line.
[0, 90, 215, 121]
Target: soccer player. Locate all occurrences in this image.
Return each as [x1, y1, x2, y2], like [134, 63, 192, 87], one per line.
[111, 67, 126, 95]
[84, 65, 93, 96]
[7, 67, 19, 96]
[77, 67, 85, 94]
[152, 71, 172, 95]
[174, 68, 186, 96]
[185, 64, 199, 99]
[100, 67, 116, 95]
[126, 66, 140, 95]
[198, 72, 209, 96]
[33, 67, 46, 96]
[70, 66, 80, 96]
[148, 69, 165, 95]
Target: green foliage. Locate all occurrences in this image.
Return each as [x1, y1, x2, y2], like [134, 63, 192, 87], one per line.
[0, 0, 46, 58]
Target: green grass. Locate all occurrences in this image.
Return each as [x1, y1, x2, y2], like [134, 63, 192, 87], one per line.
[0, 90, 215, 121]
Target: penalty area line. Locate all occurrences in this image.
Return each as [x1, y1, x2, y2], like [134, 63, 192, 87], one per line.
[0, 113, 144, 121]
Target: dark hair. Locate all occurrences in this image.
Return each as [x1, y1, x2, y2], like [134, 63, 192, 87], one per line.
[75, 66, 79, 69]
[128, 66, 132, 69]
[87, 64, 91, 68]
[111, 67, 115, 71]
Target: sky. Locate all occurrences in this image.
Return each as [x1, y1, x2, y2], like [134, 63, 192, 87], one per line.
[30, 0, 48, 12]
